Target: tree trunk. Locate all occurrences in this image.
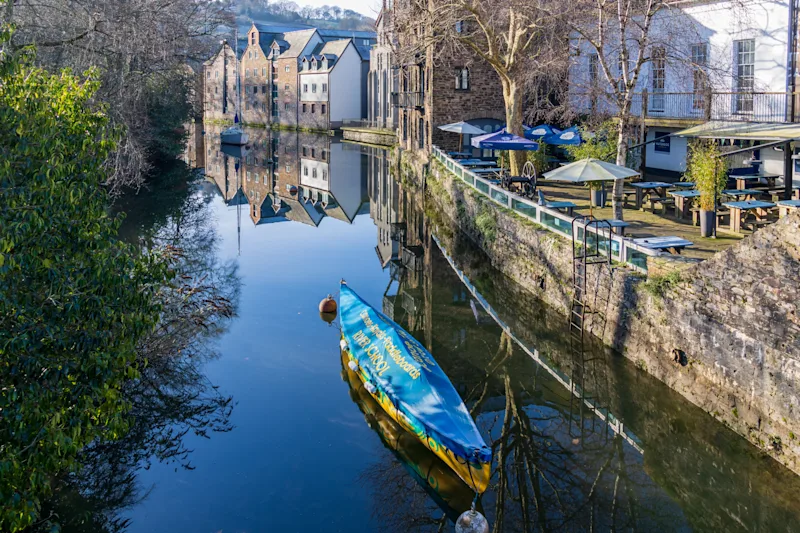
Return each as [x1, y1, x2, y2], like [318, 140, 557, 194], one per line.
[612, 117, 630, 220]
[502, 78, 524, 176]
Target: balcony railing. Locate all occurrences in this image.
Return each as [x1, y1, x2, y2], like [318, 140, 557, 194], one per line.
[571, 90, 799, 123]
[391, 91, 424, 109]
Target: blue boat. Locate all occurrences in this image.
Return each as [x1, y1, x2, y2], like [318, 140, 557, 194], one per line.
[338, 281, 492, 493]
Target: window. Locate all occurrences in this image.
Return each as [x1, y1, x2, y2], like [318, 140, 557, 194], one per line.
[247, 171, 252, 181]
[311, 148, 316, 157]
[312, 83, 317, 93]
[206, 71, 211, 79]
[735, 39, 755, 112]
[321, 104, 326, 114]
[284, 102, 290, 110]
[322, 150, 327, 160]
[588, 54, 598, 85]
[255, 174, 259, 183]
[650, 47, 666, 112]
[312, 168, 317, 178]
[455, 67, 469, 90]
[691, 43, 708, 110]
[248, 51, 252, 59]
[363, 39, 369, 45]
[285, 84, 290, 90]
[245, 68, 250, 77]
[303, 84, 308, 93]
[262, 85, 267, 94]
[262, 67, 266, 76]
[311, 104, 316, 113]
[286, 164, 291, 172]
[302, 103, 307, 113]
[285, 65, 291, 72]
[215, 70, 219, 79]
[253, 85, 258, 94]
[215, 86, 218, 94]
[322, 83, 327, 93]
[262, 102, 266, 111]
[455, 21, 464, 33]
[303, 166, 308, 176]
[322, 169, 328, 181]
[251, 33, 255, 45]
[302, 146, 308, 156]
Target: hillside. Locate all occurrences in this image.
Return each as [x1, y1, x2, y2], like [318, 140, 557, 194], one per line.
[236, 0, 375, 32]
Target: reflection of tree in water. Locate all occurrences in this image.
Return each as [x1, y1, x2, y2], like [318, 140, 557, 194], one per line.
[35, 165, 241, 532]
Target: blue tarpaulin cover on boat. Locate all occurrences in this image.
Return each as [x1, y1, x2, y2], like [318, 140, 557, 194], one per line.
[339, 283, 491, 464]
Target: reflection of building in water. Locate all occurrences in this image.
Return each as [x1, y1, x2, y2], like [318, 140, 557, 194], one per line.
[202, 123, 369, 227]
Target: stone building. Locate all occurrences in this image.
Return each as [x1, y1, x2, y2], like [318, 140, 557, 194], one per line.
[368, 7, 398, 130]
[375, 3, 505, 155]
[203, 41, 238, 121]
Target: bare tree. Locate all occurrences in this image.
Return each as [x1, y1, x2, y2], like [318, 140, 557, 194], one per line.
[559, 0, 730, 219]
[393, 0, 567, 175]
[4, 0, 233, 194]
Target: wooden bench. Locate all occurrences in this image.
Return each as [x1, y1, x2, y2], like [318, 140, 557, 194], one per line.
[622, 189, 637, 206]
[645, 195, 675, 215]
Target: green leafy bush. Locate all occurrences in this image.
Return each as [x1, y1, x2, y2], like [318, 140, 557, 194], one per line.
[685, 140, 728, 211]
[0, 27, 171, 531]
[566, 120, 619, 189]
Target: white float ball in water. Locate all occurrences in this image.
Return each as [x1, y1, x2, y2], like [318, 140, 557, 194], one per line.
[455, 509, 489, 533]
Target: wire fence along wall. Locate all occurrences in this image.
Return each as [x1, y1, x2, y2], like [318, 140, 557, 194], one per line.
[570, 91, 798, 123]
[431, 146, 662, 274]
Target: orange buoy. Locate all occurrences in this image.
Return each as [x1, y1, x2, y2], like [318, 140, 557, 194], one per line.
[319, 295, 337, 314]
[319, 310, 337, 324]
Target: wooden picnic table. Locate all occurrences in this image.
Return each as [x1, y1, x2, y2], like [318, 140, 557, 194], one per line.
[763, 184, 800, 201]
[633, 236, 694, 254]
[777, 199, 800, 217]
[672, 182, 696, 188]
[471, 167, 504, 176]
[542, 201, 576, 216]
[722, 189, 764, 201]
[461, 160, 498, 168]
[631, 181, 673, 209]
[733, 173, 781, 190]
[606, 219, 631, 236]
[668, 189, 700, 220]
[722, 200, 776, 233]
[448, 151, 473, 159]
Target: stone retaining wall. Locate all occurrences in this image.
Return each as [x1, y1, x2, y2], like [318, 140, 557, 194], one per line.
[341, 126, 396, 147]
[408, 150, 800, 475]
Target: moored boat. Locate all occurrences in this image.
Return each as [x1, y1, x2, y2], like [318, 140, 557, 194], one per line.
[340, 351, 476, 521]
[338, 281, 492, 493]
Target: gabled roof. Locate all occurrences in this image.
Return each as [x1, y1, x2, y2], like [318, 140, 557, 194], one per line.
[277, 29, 319, 58]
[300, 40, 352, 72]
[318, 29, 376, 61]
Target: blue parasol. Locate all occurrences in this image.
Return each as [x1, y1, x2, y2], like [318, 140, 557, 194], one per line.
[526, 124, 562, 140]
[471, 129, 540, 150]
[544, 125, 582, 145]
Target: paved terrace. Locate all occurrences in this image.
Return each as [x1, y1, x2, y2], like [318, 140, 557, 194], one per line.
[535, 179, 744, 261]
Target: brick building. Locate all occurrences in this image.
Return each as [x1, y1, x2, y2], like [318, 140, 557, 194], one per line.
[374, 1, 505, 155]
[203, 41, 238, 121]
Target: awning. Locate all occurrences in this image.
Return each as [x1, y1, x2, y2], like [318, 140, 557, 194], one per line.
[674, 121, 800, 141]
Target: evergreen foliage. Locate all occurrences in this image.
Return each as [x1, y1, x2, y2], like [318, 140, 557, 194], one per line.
[0, 27, 172, 531]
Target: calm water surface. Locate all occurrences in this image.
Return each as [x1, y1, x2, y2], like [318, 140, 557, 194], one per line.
[102, 127, 800, 532]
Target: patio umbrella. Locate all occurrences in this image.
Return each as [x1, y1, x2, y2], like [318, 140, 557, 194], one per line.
[544, 125, 582, 146]
[438, 121, 486, 150]
[471, 129, 540, 151]
[543, 158, 639, 215]
[526, 124, 562, 141]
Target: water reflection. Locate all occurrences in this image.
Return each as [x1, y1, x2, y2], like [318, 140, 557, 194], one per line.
[37, 164, 241, 532]
[165, 128, 800, 532]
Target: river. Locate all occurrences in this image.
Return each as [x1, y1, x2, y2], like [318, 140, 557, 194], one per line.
[93, 126, 800, 532]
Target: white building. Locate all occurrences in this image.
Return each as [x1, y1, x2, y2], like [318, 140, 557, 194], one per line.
[298, 39, 366, 130]
[569, 0, 799, 177]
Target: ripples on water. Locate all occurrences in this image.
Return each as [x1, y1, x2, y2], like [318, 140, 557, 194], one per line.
[60, 126, 800, 532]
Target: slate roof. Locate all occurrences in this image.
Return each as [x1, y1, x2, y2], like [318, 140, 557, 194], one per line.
[277, 29, 319, 58]
[318, 29, 376, 61]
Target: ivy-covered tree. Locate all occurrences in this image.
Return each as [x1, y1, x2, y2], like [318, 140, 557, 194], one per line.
[0, 26, 173, 531]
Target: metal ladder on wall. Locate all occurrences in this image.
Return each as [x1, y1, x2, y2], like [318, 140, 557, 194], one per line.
[568, 217, 612, 441]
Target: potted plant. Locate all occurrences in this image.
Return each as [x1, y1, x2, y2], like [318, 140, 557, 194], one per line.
[685, 140, 727, 237]
[588, 181, 607, 207]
